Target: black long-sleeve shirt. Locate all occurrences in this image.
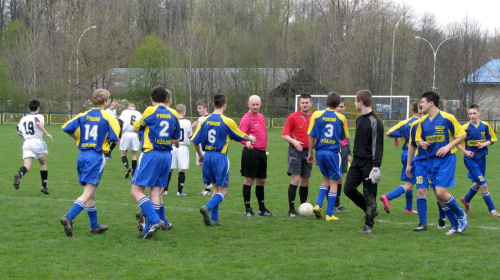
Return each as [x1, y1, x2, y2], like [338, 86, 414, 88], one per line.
[353, 111, 384, 167]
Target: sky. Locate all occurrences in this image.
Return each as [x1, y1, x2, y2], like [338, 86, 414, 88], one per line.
[393, 0, 500, 33]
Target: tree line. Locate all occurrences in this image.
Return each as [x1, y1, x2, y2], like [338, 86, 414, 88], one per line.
[0, 0, 498, 118]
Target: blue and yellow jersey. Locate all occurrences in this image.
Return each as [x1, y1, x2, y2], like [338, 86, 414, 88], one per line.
[191, 113, 245, 154]
[409, 118, 427, 160]
[387, 117, 420, 151]
[62, 108, 120, 153]
[414, 111, 466, 157]
[307, 109, 349, 152]
[462, 121, 497, 159]
[134, 105, 180, 153]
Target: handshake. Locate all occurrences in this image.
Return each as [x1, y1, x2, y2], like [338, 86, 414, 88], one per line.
[368, 167, 382, 184]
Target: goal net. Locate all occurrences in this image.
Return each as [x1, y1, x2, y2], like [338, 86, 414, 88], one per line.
[295, 95, 410, 127]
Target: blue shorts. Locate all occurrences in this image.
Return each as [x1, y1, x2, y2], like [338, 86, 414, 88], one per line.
[131, 150, 172, 188]
[316, 150, 341, 180]
[464, 156, 487, 185]
[77, 150, 106, 186]
[428, 154, 456, 188]
[203, 152, 230, 188]
[400, 151, 416, 184]
[415, 158, 432, 189]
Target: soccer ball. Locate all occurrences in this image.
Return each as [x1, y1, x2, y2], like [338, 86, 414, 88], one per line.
[298, 203, 314, 216]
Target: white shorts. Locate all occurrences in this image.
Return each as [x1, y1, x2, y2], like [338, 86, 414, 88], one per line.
[119, 132, 140, 151]
[171, 145, 190, 170]
[195, 149, 205, 166]
[22, 139, 48, 159]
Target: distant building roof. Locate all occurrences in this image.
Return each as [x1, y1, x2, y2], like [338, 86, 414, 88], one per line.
[462, 59, 500, 84]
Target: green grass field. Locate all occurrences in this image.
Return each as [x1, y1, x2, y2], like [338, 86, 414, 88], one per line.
[1, 124, 499, 279]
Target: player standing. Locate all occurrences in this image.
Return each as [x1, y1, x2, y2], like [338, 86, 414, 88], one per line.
[343, 90, 384, 234]
[131, 86, 180, 239]
[240, 95, 275, 217]
[412, 91, 467, 235]
[14, 99, 54, 194]
[333, 99, 351, 212]
[193, 94, 256, 226]
[458, 104, 499, 217]
[282, 94, 313, 217]
[104, 100, 118, 159]
[168, 104, 193, 196]
[119, 103, 142, 178]
[60, 89, 120, 236]
[192, 99, 212, 196]
[307, 92, 349, 221]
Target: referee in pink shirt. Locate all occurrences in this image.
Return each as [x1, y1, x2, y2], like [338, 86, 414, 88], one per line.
[240, 95, 275, 217]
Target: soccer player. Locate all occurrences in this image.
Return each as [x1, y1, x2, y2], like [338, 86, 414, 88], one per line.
[344, 90, 384, 234]
[282, 93, 313, 217]
[192, 99, 212, 196]
[131, 86, 180, 239]
[307, 92, 349, 221]
[192, 94, 256, 226]
[168, 104, 193, 196]
[380, 101, 421, 214]
[105, 100, 119, 159]
[14, 99, 54, 194]
[458, 104, 499, 217]
[334, 98, 351, 212]
[411, 91, 467, 235]
[60, 89, 120, 237]
[240, 95, 275, 217]
[118, 103, 142, 178]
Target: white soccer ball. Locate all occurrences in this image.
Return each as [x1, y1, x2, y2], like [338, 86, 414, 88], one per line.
[298, 203, 314, 216]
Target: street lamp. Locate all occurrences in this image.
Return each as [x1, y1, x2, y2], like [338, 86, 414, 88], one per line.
[415, 35, 458, 91]
[76, 25, 97, 95]
[390, 16, 407, 96]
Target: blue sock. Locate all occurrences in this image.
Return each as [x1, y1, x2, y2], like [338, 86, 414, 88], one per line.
[464, 185, 478, 203]
[442, 205, 458, 227]
[437, 201, 446, 220]
[153, 204, 168, 224]
[86, 206, 99, 228]
[405, 189, 413, 211]
[67, 200, 86, 220]
[416, 197, 427, 225]
[315, 185, 328, 208]
[445, 196, 464, 219]
[206, 192, 224, 211]
[138, 196, 159, 224]
[482, 192, 496, 213]
[326, 192, 337, 216]
[211, 204, 219, 221]
[386, 185, 405, 200]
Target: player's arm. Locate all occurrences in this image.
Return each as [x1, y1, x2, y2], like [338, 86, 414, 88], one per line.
[457, 144, 474, 158]
[371, 118, 384, 168]
[118, 119, 124, 138]
[194, 143, 203, 163]
[35, 119, 53, 141]
[406, 144, 415, 178]
[16, 126, 24, 138]
[282, 134, 303, 151]
[307, 135, 315, 163]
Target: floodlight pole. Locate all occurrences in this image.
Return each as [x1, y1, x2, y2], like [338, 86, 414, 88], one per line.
[76, 26, 97, 98]
[389, 16, 406, 119]
[415, 35, 458, 91]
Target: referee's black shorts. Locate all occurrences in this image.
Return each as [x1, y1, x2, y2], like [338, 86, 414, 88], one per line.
[240, 147, 267, 179]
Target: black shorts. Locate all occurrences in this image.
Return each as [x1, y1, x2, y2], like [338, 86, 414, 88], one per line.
[340, 145, 349, 174]
[240, 147, 267, 179]
[287, 145, 312, 178]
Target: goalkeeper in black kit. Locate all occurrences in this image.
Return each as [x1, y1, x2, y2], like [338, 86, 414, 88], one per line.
[343, 90, 384, 234]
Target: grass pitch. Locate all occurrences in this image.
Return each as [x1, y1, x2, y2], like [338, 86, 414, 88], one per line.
[1, 124, 499, 279]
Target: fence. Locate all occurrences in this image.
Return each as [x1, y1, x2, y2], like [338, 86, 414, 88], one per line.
[2, 111, 500, 132]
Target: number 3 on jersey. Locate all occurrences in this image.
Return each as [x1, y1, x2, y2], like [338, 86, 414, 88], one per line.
[324, 124, 334, 137]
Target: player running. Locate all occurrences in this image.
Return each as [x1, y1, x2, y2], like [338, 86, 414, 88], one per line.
[118, 103, 142, 178]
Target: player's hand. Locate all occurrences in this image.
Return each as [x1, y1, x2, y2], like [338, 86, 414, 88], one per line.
[192, 121, 199, 127]
[293, 140, 304, 151]
[198, 154, 204, 163]
[245, 141, 253, 149]
[405, 165, 412, 178]
[307, 153, 313, 163]
[369, 167, 382, 184]
[475, 142, 487, 149]
[436, 146, 450, 157]
[46, 133, 54, 141]
[347, 155, 352, 163]
[418, 140, 430, 149]
[248, 135, 256, 144]
[393, 138, 400, 148]
[464, 151, 474, 158]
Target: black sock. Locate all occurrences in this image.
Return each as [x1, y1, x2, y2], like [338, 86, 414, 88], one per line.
[178, 171, 185, 193]
[122, 156, 129, 168]
[204, 182, 211, 192]
[299, 186, 308, 204]
[256, 185, 265, 211]
[132, 160, 137, 175]
[243, 184, 252, 210]
[288, 184, 298, 211]
[335, 184, 342, 207]
[40, 170, 48, 188]
[19, 166, 28, 178]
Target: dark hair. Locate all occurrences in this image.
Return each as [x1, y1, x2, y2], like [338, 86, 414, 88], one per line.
[150, 86, 171, 103]
[29, 99, 40, 112]
[326, 91, 341, 108]
[213, 94, 226, 109]
[196, 99, 208, 108]
[421, 91, 439, 107]
[300, 93, 312, 100]
[355, 90, 372, 107]
[468, 103, 479, 110]
[412, 101, 419, 113]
